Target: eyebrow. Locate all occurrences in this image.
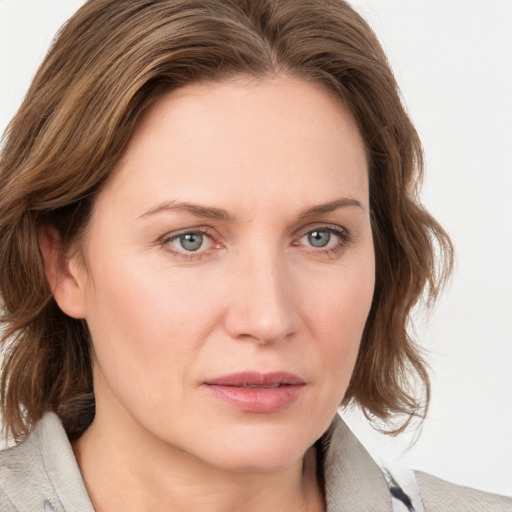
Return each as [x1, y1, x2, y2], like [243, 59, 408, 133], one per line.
[298, 197, 364, 218]
[139, 197, 363, 222]
[139, 201, 233, 221]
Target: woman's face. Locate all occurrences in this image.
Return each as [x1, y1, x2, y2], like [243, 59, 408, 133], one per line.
[67, 76, 374, 472]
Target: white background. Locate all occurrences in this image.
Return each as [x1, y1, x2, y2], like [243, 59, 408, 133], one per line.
[1, 0, 511, 497]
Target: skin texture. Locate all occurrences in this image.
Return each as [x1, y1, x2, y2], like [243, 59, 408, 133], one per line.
[40, 75, 375, 512]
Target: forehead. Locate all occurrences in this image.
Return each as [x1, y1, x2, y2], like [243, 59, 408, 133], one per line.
[95, 75, 369, 219]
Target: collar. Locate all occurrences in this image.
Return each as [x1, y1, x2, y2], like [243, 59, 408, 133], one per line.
[3, 411, 396, 511]
[0, 411, 95, 512]
[33, 412, 95, 512]
[322, 413, 394, 511]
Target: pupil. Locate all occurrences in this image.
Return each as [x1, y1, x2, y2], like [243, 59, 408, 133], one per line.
[308, 230, 330, 248]
[180, 233, 203, 251]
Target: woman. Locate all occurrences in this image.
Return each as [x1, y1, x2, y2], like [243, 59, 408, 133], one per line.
[0, 0, 509, 511]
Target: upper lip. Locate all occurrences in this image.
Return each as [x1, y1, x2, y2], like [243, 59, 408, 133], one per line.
[203, 372, 305, 387]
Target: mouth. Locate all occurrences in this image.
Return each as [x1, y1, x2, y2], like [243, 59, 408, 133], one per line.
[202, 372, 305, 413]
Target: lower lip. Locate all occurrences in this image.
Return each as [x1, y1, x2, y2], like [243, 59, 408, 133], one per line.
[203, 384, 304, 413]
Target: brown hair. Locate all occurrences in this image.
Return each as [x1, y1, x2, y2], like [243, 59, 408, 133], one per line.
[0, 0, 452, 440]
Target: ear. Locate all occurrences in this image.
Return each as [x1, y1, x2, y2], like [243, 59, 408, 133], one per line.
[38, 225, 87, 319]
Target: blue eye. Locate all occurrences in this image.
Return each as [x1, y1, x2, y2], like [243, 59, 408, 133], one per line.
[296, 226, 351, 253]
[164, 230, 212, 254]
[177, 232, 204, 252]
[160, 226, 221, 260]
[307, 229, 331, 248]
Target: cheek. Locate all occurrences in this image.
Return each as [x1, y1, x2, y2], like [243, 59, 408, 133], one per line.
[305, 253, 375, 383]
[82, 254, 225, 398]
[305, 254, 375, 337]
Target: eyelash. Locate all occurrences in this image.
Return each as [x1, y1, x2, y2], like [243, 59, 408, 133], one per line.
[160, 227, 217, 261]
[159, 224, 352, 261]
[294, 225, 353, 257]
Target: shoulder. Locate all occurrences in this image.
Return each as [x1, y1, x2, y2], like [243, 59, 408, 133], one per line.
[0, 419, 55, 511]
[322, 414, 511, 512]
[0, 412, 94, 512]
[415, 471, 512, 512]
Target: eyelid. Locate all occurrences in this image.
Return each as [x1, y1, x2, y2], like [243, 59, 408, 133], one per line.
[158, 223, 353, 261]
[159, 226, 221, 259]
[161, 226, 215, 242]
[293, 223, 351, 242]
[292, 224, 353, 255]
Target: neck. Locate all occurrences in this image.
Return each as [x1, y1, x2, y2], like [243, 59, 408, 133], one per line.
[72, 408, 325, 512]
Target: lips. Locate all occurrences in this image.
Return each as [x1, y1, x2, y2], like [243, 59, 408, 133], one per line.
[204, 371, 305, 387]
[203, 372, 305, 413]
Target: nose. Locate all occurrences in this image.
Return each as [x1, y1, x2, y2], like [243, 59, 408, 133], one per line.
[223, 248, 297, 345]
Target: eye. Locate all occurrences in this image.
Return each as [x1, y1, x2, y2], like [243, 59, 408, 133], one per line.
[295, 225, 351, 252]
[306, 229, 332, 248]
[162, 229, 215, 255]
[175, 232, 205, 252]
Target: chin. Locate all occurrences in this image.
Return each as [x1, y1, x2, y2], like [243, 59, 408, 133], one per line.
[208, 444, 307, 474]
[190, 421, 321, 473]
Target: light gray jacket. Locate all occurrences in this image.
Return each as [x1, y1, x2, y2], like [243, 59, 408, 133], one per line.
[1, 412, 510, 512]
